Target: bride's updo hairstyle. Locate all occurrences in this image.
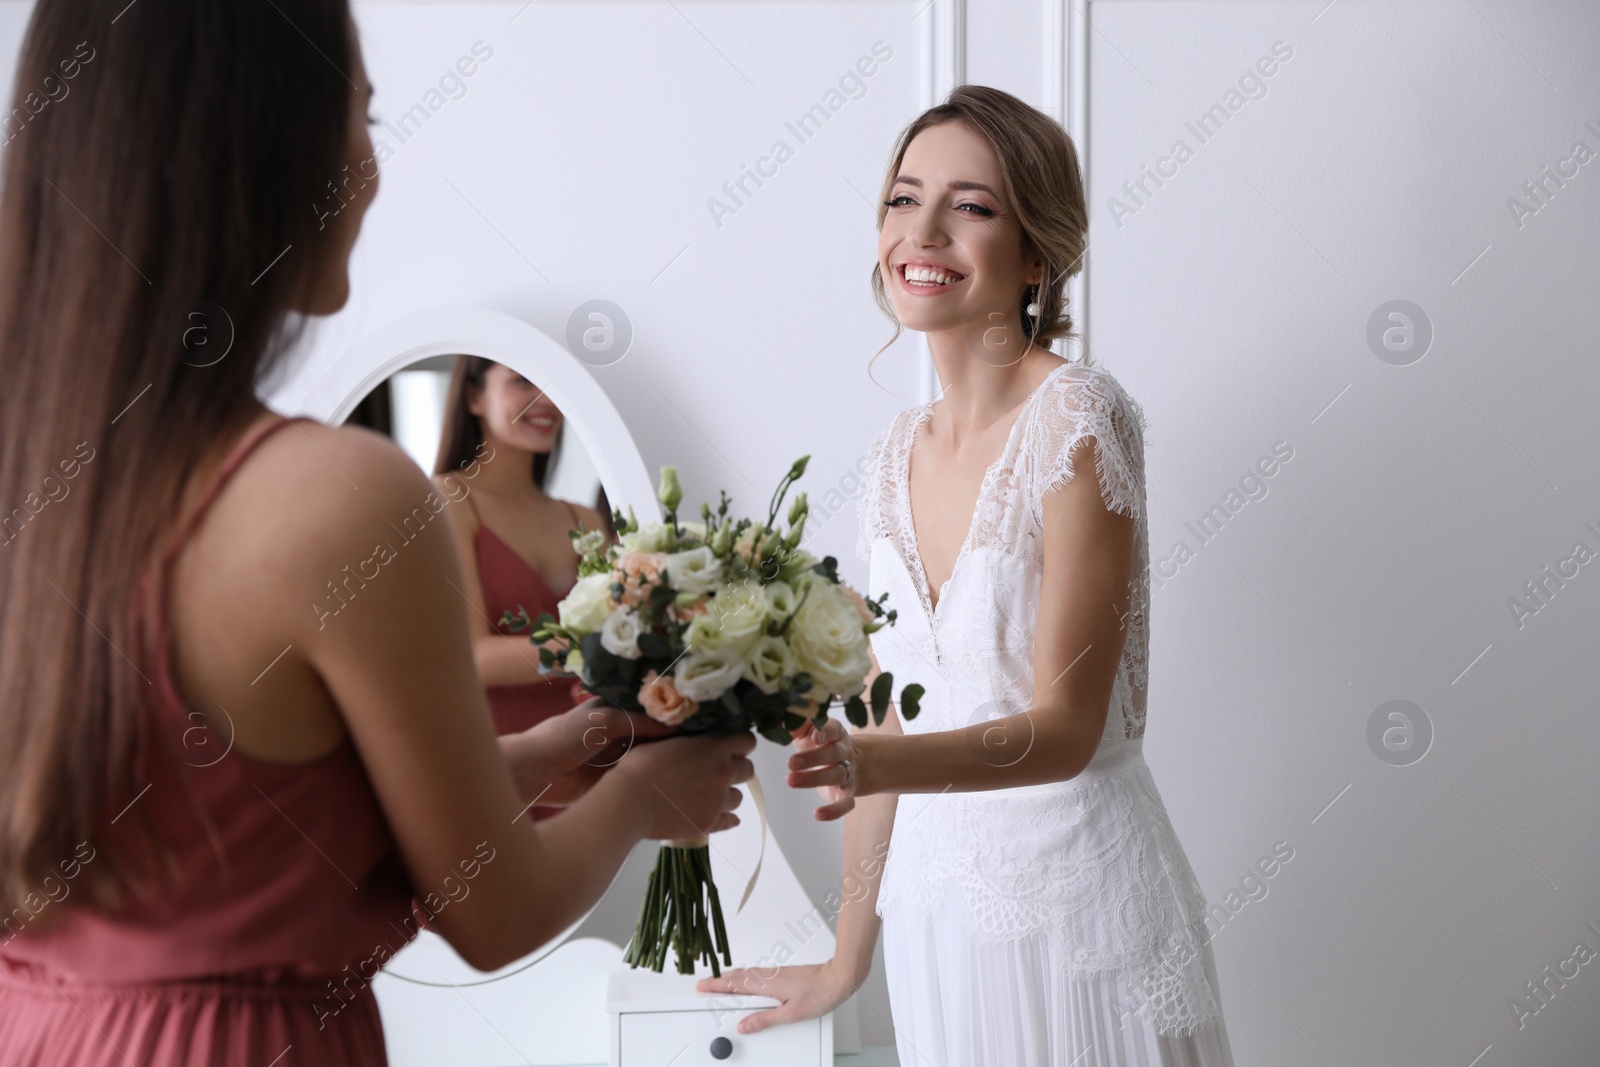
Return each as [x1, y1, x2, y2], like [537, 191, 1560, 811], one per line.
[871, 84, 1092, 366]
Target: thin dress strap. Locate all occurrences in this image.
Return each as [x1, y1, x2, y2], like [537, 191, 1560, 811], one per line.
[160, 416, 302, 568]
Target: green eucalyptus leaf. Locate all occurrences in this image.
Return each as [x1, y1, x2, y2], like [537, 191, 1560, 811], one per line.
[900, 682, 925, 721]
[870, 672, 893, 724]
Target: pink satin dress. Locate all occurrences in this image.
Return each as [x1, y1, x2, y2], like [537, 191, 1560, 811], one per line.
[0, 414, 419, 1065]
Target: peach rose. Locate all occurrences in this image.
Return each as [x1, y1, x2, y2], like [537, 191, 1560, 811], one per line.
[617, 551, 667, 609]
[840, 582, 874, 626]
[637, 669, 698, 726]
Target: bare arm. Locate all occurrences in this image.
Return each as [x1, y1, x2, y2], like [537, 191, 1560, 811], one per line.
[301, 430, 752, 971]
[821, 645, 899, 987]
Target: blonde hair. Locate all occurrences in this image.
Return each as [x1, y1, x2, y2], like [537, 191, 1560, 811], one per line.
[870, 84, 1091, 371]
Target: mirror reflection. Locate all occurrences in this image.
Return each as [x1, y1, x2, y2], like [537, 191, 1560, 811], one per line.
[346, 355, 616, 820]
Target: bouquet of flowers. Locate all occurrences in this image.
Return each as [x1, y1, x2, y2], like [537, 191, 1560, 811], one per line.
[502, 457, 921, 976]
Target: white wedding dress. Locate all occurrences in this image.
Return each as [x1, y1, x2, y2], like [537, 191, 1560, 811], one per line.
[855, 359, 1235, 1066]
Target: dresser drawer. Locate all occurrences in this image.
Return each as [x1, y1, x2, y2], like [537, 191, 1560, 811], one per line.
[617, 1008, 823, 1066]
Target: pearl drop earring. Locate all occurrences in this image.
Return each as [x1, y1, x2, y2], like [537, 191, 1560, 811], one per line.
[1025, 285, 1040, 318]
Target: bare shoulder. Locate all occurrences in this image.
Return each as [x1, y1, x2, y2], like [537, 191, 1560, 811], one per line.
[256, 420, 433, 520]
[162, 419, 468, 755]
[194, 419, 447, 597]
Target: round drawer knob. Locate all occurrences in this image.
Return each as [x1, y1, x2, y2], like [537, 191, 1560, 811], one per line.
[709, 1035, 733, 1059]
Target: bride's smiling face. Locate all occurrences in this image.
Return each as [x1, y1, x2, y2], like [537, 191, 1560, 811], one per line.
[877, 120, 1041, 337]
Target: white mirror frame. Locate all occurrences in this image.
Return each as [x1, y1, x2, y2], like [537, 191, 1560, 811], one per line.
[296, 304, 662, 530]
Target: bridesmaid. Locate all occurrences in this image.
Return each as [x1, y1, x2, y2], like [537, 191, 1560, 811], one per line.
[432, 358, 609, 819]
[0, 3, 753, 1064]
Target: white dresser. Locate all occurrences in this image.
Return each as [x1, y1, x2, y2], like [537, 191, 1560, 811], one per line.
[606, 966, 833, 1066]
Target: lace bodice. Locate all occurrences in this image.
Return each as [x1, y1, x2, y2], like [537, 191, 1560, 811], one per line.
[856, 359, 1150, 744]
[854, 361, 1223, 1038]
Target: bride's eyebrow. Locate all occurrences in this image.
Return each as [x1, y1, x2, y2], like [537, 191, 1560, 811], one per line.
[893, 175, 1000, 197]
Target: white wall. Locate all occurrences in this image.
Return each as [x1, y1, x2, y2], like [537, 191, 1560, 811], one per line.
[1085, 2, 1600, 1065]
[6, 0, 1598, 1062]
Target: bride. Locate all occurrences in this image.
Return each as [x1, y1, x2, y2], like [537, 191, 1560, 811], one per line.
[697, 85, 1236, 1066]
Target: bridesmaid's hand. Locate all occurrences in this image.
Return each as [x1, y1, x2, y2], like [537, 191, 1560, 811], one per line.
[786, 716, 859, 821]
[508, 698, 679, 807]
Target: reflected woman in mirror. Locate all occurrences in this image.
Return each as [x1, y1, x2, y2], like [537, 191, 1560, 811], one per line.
[432, 360, 611, 820]
[0, 3, 752, 1063]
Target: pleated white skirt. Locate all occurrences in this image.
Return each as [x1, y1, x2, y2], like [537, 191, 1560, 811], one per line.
[880, 887, 1236, 1067]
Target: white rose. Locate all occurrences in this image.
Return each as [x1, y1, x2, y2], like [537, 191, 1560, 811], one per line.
[742, 634, 795, 695]
[558, 571, 616, 633]
[710, 581, 767, 654]
[675, 645, 746, 701]
[600, 606, 643, 659]
[677, 520, 709, 546]
[788, 579, 871, 696]
[664, 544, 723, 595]
[618, 522, 670, 554]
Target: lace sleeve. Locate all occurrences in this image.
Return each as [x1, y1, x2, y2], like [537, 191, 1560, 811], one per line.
[1027, 368, 1148, 527]
[854, 419, 896, 564]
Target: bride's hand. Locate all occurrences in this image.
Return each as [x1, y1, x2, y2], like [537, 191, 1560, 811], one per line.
[508, 698, 679, 806]
[786, 715, 858, 821]
[694, 960, 857, 1034]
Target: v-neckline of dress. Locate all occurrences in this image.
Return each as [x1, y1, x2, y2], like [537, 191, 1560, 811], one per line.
[898, 360, 1075, 629]
[477, 521, 568, 600]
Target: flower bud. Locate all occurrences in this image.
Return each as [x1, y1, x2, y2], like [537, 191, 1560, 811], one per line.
[657, 466, 683, 512]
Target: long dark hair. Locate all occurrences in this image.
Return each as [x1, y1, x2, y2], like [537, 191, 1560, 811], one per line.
[433, 356, 563, 489]
[0, 0, 357, 919]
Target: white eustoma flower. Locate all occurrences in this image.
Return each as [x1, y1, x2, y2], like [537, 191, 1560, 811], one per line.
[762, 580, 798, 623]
[664, 544, 723, 595]
[675, 646, 745, 701]
[682, 613, 728, 654]
[742, 634, 795, 695]
[600, 606, 643, 659]
[558, 571, 615, 633]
